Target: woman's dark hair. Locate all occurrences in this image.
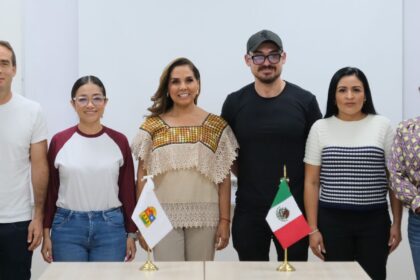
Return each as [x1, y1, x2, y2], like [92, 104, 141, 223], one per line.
[324, 67, 376, 118]
[71, 75, 106, 99]
[147, 57, 201, 117]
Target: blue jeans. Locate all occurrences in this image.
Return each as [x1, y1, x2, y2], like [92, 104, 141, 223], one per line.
[409, 211, 420, 279]
[0, 221, 32, 280]
[51, 207, 126, 262]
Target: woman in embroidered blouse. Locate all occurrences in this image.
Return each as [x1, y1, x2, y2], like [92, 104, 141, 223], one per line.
[303, 67, 402, 279]
[131, 57, 238, 261]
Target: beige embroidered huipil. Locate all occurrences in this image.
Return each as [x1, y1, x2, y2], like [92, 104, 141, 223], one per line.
[131, 114, 238, 228]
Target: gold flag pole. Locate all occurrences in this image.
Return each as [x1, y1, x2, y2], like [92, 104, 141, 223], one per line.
[277, 247, 295, 272]
[140, 247, 158, 271]
[276, 165, 295, 272]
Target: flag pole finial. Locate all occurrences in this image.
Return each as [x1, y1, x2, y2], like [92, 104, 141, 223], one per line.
[283, 165, 287, 179]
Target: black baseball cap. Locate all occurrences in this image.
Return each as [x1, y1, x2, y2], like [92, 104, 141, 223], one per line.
[246, 30, 283, 53]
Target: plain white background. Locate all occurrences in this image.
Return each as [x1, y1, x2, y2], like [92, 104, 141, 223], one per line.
[0, 0, 418, 279]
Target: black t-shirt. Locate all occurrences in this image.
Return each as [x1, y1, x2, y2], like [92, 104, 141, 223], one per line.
[221, 82, 321, 212]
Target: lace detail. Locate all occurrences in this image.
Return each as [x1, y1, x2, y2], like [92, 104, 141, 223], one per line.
[131, 129, 153, 165]
[213, 126, 238, 183]
[131, 115, 239, 184]
[162, 202, 219, 228]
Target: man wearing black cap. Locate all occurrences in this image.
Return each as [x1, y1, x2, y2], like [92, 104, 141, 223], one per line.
[221, 30, 321, 261]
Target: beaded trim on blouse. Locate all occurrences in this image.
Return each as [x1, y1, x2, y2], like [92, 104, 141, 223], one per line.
[140, 114, 227, 153]
[131, 114, 238, 184]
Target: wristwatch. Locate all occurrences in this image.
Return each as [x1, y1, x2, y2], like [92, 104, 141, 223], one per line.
[127, 232, 138, 240]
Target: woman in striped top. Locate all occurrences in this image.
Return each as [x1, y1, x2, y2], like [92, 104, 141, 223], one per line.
[304, 67, 402, 280]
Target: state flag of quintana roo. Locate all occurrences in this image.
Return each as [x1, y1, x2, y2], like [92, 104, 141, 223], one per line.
[131, 176, 173, 249]
[265, 178, 311, 249]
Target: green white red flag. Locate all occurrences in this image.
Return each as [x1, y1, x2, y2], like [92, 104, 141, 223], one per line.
[266, 178, 311, 249]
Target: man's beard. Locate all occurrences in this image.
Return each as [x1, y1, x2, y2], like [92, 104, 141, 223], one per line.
[256, 66, 280, 84]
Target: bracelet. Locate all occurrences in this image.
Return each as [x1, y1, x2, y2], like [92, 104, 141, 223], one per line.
[309, 228, 319, 235]
[127, 232, 138, 240]
[220, 217, 231, 223]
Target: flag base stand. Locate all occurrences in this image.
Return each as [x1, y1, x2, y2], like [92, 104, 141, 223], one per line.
[276, 248, 295, 272]
[140, 260, 158, 271]
[276, 261, 295, 272]
[140, 250, 158, 271]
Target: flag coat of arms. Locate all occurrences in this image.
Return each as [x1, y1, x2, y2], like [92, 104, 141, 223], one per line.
[131, 176, 173, 249]
[266, 178, 311, 249]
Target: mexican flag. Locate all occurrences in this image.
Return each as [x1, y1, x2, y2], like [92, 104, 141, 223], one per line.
[266, 178, 311, 249]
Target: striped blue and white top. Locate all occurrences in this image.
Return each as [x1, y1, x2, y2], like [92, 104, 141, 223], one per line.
[304, 115, 394, 210]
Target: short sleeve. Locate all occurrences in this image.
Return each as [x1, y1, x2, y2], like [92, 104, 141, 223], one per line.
[304, 120, 322, 166]
[221, 94, 234, 127]
[384, 120, 395, 162]
[304, 95, 322, 137]
[213, 125, 239, 183]
[31, 104, 48, 144]
[131, 128, 153, 163]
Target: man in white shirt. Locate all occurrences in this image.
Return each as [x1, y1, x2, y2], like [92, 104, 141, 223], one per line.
[0, 40, 48, 280]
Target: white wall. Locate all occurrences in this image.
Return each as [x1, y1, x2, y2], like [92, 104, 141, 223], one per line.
[403, 0, 420, 120]
[6, 0, 416, 279]
[77, 0, 403, 144]
[23, 0, 79, 137]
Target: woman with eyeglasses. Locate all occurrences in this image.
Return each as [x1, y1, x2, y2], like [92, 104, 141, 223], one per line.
[41, 75, 138, 262]
[131, 57, 238, 261]
[303, 67, 402, 279]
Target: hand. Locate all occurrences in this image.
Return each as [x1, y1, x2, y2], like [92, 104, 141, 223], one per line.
[27, 218, 43, 251]
[41, 236, 53, 263]
[125, 237, 137, 262]
[388, 223, 402, 254]
[309, 231, 326, 260]
[138, 235, 150, 252]
[215, 220, 230, 250]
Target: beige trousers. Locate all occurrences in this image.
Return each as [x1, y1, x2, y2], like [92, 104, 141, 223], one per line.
[153, 227, 217, 261]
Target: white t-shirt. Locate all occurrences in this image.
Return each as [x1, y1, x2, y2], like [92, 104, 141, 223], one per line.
[0, 94, 48, 223]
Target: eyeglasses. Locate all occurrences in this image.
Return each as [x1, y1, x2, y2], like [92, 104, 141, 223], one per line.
[73, 95, 107, 106]
[249, 53, 282, 65]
